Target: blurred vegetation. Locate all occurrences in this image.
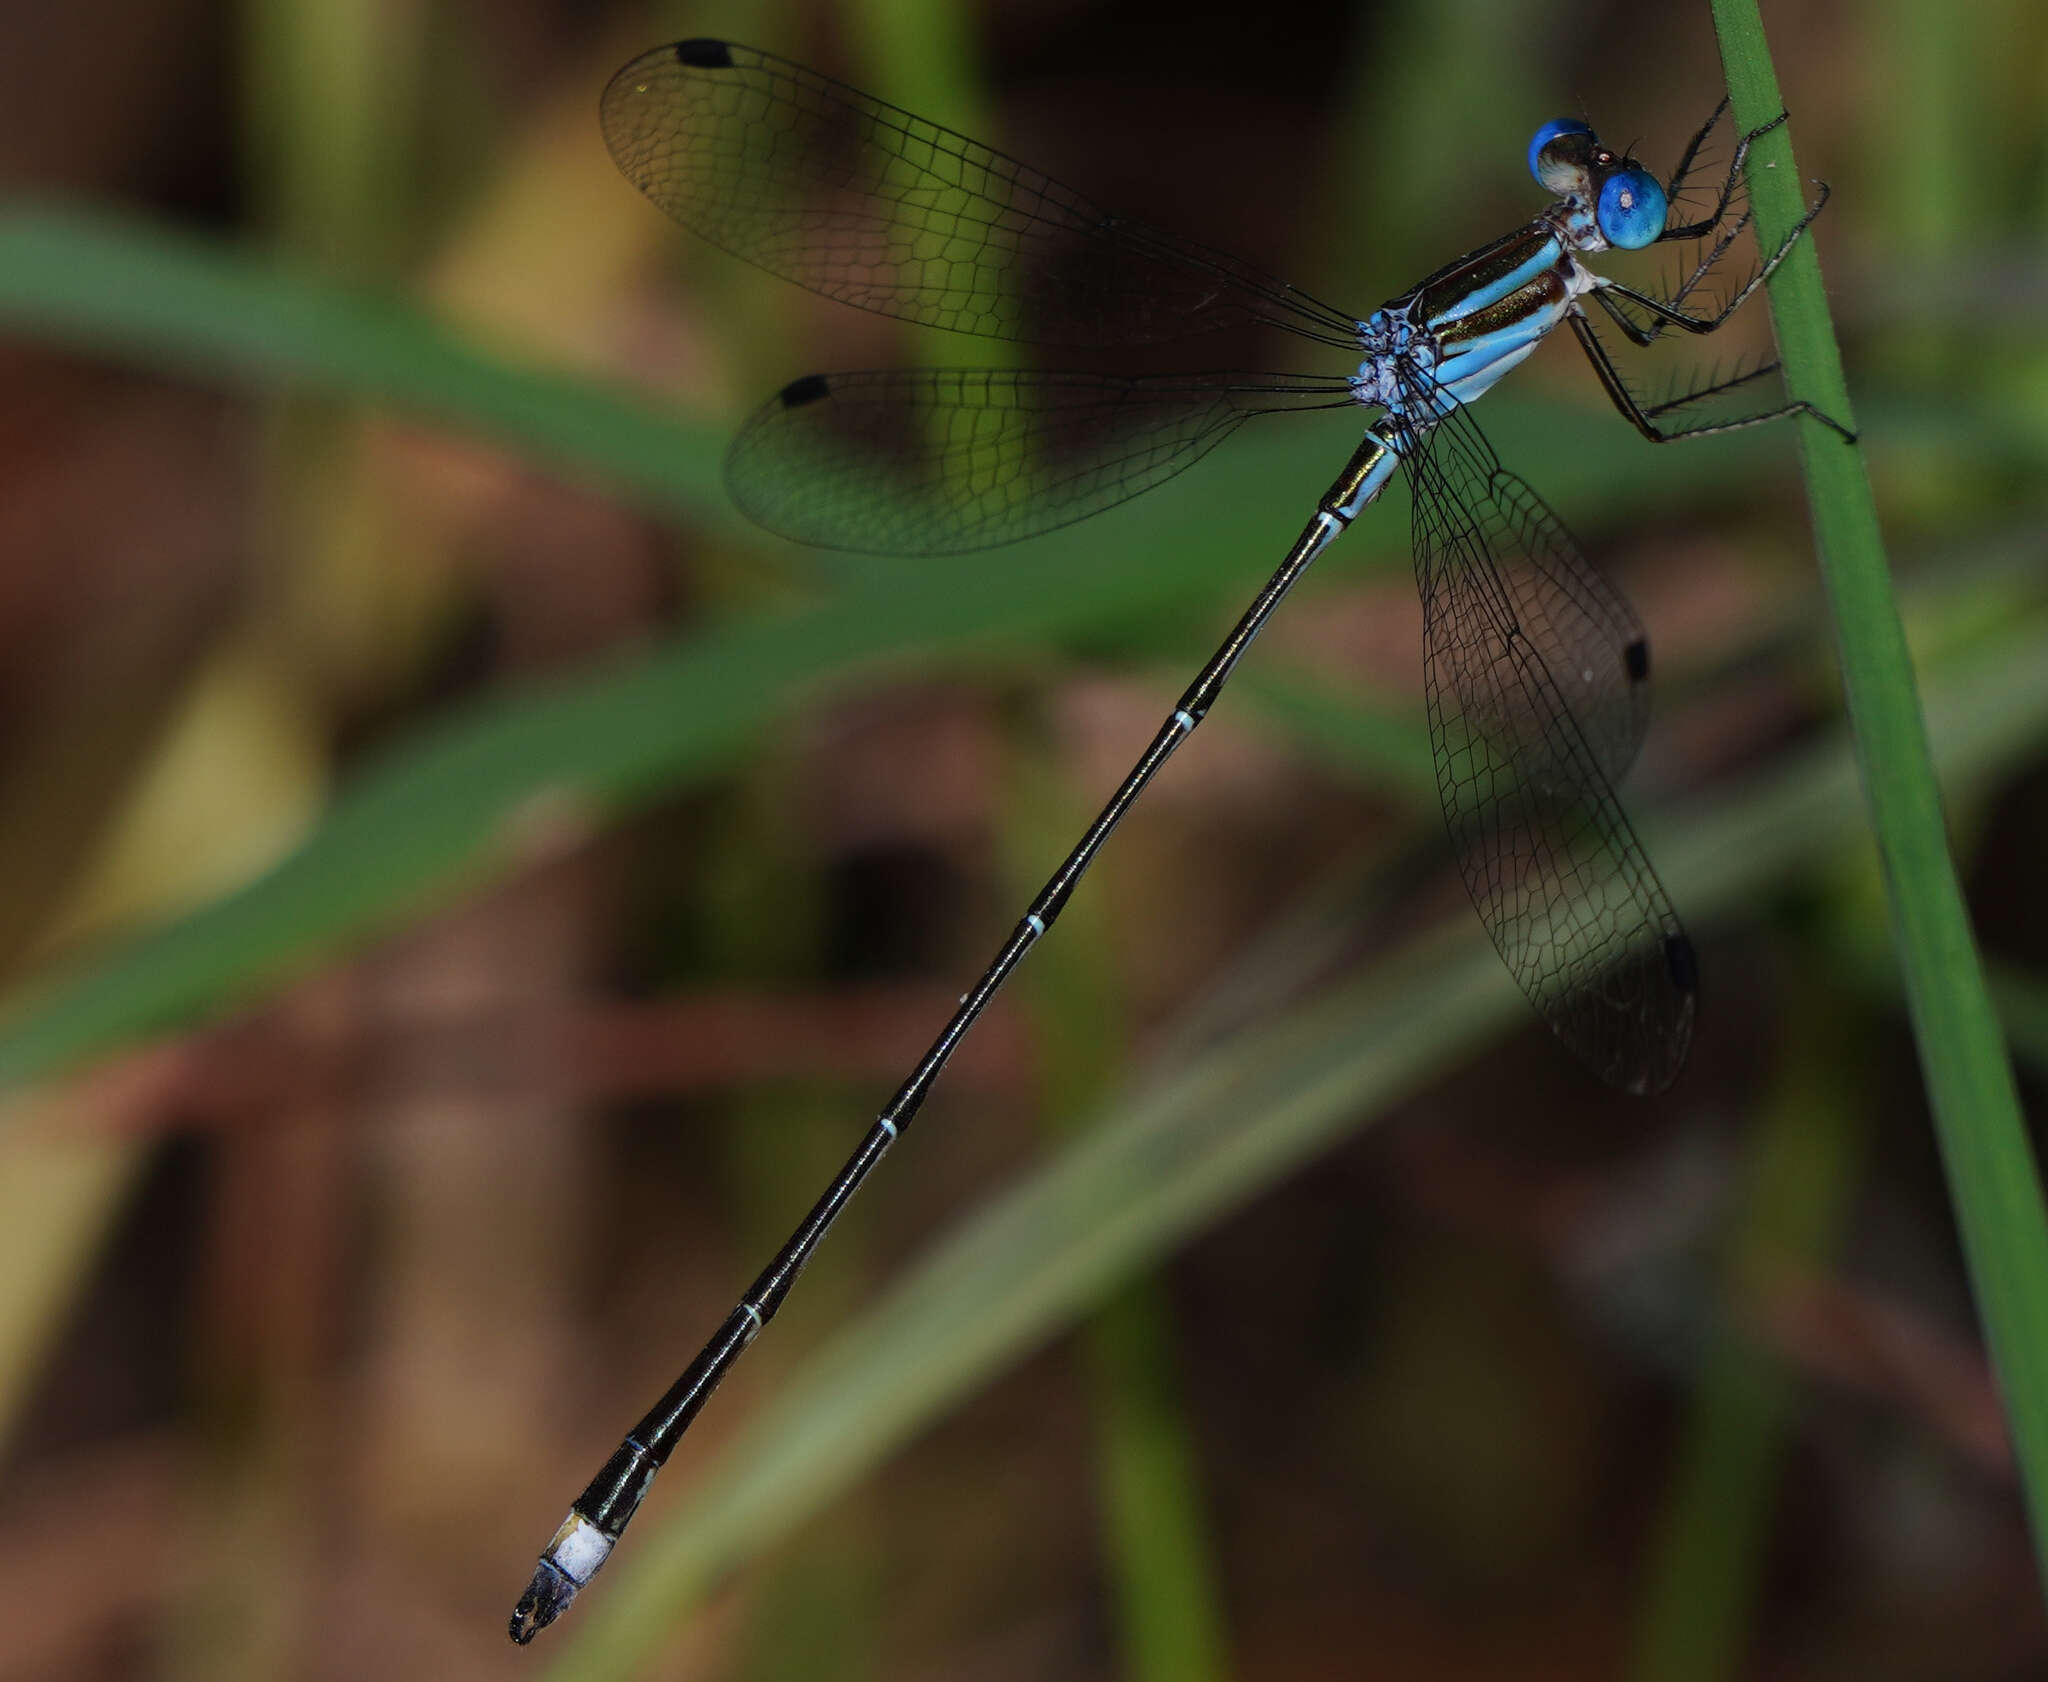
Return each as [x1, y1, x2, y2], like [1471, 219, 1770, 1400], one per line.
[0, 3, 2043, 1681]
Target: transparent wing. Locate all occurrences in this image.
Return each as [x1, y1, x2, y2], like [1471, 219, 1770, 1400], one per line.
[603, 39, 1363, 349]
[726, 368, 1355, 554]
[1403, 401, 1694, 1094]
[1431, 406, 1653, 786]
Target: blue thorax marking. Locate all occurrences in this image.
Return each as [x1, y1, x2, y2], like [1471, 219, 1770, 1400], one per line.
[1427, 236, 1562, 328]
[1351, 227, 1578, 424]
[1432, 308, 1558, 403]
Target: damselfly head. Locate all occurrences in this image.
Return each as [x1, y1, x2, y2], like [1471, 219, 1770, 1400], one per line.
[1528, 118, 1668, 250]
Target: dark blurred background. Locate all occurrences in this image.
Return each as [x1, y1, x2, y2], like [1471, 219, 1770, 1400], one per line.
[2, 1, 2046, 1679]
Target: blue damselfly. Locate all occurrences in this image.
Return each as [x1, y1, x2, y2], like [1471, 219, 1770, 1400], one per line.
[510, 40, 1851, 1642]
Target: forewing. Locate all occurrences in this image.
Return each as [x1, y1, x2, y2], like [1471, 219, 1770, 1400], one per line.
[726, 369, 1354, 554]
[602, 39, 1362, 349]
[1404, 407, 1694, 1094]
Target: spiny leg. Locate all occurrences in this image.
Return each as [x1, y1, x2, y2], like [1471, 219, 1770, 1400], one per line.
[1575, 118, 1853, 445]
[1659, 108, 1786, 242]
[1568, 310, 1855, 444]
[1645, 202, 1758, 325]
[1607, 108, 1792, 345]
[1657, 97, 1731, 223]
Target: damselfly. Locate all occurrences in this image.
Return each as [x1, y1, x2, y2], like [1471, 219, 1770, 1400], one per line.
[511, 39, 1851, 1642]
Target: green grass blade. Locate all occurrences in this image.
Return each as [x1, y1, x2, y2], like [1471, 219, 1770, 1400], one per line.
[1712, 0, 2048, 1592]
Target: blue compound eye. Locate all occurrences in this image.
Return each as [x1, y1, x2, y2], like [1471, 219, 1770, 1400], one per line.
[1597, 165, 1667, 249]
[1528, 117, 1593, 189]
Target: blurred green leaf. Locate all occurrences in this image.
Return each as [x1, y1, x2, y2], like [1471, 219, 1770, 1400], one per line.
[0, 205, 731, 524]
